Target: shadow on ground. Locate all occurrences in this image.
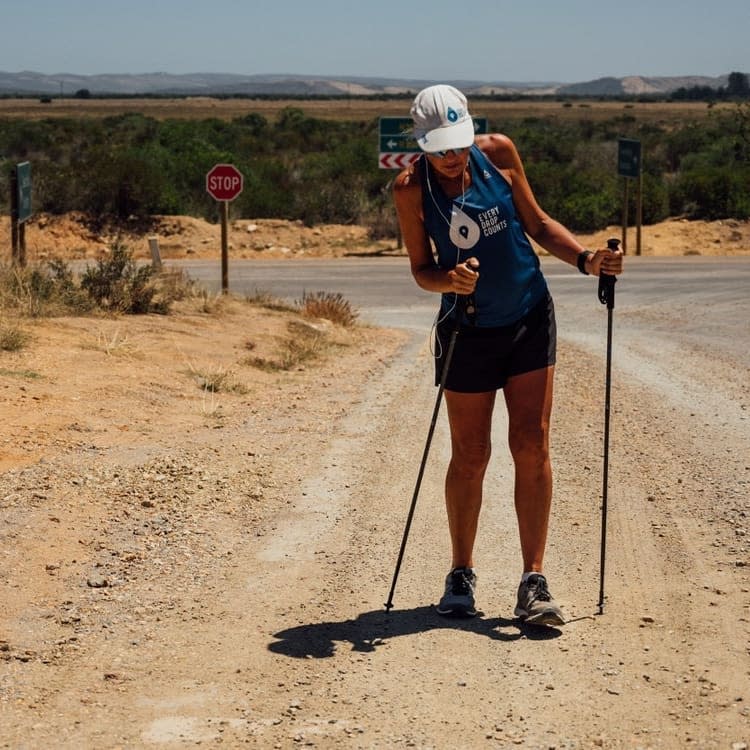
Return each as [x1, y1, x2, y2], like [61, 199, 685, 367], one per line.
[268, 606, 561, 659]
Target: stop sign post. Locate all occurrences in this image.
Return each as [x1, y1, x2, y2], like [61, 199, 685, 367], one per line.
[206, 163, 244, 293]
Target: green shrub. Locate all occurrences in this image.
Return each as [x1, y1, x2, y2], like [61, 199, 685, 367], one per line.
[80, 242, 161, 313]
[2, 103, 749, 236]
[0, 259, 92, 317]
[669, 167, 750, 219]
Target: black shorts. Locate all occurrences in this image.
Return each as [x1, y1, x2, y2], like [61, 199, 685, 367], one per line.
[434, 293, 557, 393]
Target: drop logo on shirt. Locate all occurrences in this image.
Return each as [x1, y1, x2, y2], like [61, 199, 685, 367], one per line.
[449, 205, 508, 249]
[449, 206, 481, 249]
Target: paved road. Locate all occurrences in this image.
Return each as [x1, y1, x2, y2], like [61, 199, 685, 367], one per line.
[172, 255, 750, 361]
[171, 255, 750, 437]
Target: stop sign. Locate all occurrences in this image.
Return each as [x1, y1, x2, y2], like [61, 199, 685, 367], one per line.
[206, 163, 244, 201]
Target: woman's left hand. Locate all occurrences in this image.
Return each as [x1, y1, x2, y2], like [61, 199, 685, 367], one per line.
[589, 247, 624, 277]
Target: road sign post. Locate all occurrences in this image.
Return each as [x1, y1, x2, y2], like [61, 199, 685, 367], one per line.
[206, 163, 244, 293]
[10, 162, 32, 266]
[617, 139, 643, 255]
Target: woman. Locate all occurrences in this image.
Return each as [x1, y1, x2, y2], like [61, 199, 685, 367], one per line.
[393, 84, 623, 625]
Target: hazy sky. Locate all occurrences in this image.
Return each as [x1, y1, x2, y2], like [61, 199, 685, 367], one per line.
[2, 0, 748, 83]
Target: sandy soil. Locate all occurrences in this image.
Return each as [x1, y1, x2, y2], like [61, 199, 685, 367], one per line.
[1, 217, 749, 748]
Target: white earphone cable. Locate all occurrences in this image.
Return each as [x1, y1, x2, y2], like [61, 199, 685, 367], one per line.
[424, 158, 468, 359]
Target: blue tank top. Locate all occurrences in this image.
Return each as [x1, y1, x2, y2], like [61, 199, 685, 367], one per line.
[420, 144, 548, 326]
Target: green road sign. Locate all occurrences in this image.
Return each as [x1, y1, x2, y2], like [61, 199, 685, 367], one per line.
[14, 162, 32, 223]
[379, 116, 488, 153]
[379, 117, 418, 152]
[617, 139, 641, 178]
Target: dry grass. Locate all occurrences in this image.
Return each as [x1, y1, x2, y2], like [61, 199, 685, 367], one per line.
[89, 328, 139, 358]
[196, 289, 228, 314]
[242, 291, 357, 371]
[245, 289, 297, 313]
[0, 322, 30, 351]
[244, 320, 328, 372]
[0, 367, 41, 379]
[187, 361, 248, 394]
[299, 291, 358, 327]
[0, 97, 731, 126]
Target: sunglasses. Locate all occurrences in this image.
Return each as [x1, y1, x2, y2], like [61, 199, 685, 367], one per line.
[430, 147, 470, 159]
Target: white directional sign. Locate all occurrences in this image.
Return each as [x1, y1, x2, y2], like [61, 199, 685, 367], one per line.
[378, 153, 421, 170]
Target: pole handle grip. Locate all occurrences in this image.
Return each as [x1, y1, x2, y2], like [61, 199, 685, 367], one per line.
[597, 238, 619, 309]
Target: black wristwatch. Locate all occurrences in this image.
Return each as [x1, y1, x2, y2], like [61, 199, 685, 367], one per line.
[577, 250, 593, 275]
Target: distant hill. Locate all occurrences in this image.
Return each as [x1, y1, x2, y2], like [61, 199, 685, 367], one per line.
[0, 70, 734, 97]
[556, 74, 730, 96]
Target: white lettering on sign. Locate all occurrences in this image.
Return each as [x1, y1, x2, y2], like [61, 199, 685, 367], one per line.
[209, 176, 242, 190]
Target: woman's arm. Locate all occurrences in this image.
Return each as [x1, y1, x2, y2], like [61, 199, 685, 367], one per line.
[477, 134, 623, 277]
[393, 164, 479, 294]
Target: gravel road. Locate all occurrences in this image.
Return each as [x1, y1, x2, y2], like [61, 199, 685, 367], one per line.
[1, 268, 748, 749]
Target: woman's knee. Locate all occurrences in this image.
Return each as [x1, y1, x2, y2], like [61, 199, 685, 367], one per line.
[508, 424, 549, 466]
[450, 438, 492, 479]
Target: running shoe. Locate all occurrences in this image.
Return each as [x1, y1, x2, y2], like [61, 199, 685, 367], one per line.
[436, 566, 477, 617]
[514, 573, 565, 626]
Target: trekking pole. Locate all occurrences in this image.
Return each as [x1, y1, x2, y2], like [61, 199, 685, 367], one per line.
[597, 238, 619, 615]
[385, 294, 470, 611]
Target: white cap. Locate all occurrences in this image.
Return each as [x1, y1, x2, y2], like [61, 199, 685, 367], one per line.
[411, 84, 476, 153]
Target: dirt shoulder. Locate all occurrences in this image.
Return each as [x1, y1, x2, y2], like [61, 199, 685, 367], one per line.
[2, 213, 750, 264]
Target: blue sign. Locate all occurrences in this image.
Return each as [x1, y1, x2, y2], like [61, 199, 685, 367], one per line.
[15, 162, 32, 223]
[617, 139, 641, 178]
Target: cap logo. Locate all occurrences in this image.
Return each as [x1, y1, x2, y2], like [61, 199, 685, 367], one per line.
[446, 107, 459, 123]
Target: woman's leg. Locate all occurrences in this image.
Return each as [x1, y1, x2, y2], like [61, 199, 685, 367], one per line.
[503, 365, 555, 574]
[443, 389, 496, 569]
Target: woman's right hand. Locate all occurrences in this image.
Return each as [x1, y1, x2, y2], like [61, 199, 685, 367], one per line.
[447, 258, 479, 295]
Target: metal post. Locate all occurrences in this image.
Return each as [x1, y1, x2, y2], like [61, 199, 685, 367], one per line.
[621, 178, 629, 255]
[636, 169, 643, 256]
[10, 167, 19, 265]
[220, 201, 229, 294]
[18, 223, 26, 267]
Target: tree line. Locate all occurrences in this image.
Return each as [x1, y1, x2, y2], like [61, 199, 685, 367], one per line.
[670, 72, 750, 102]
[1, 101, 748, 237]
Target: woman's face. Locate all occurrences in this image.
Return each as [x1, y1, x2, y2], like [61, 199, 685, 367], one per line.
[425, 147, 471, 179]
